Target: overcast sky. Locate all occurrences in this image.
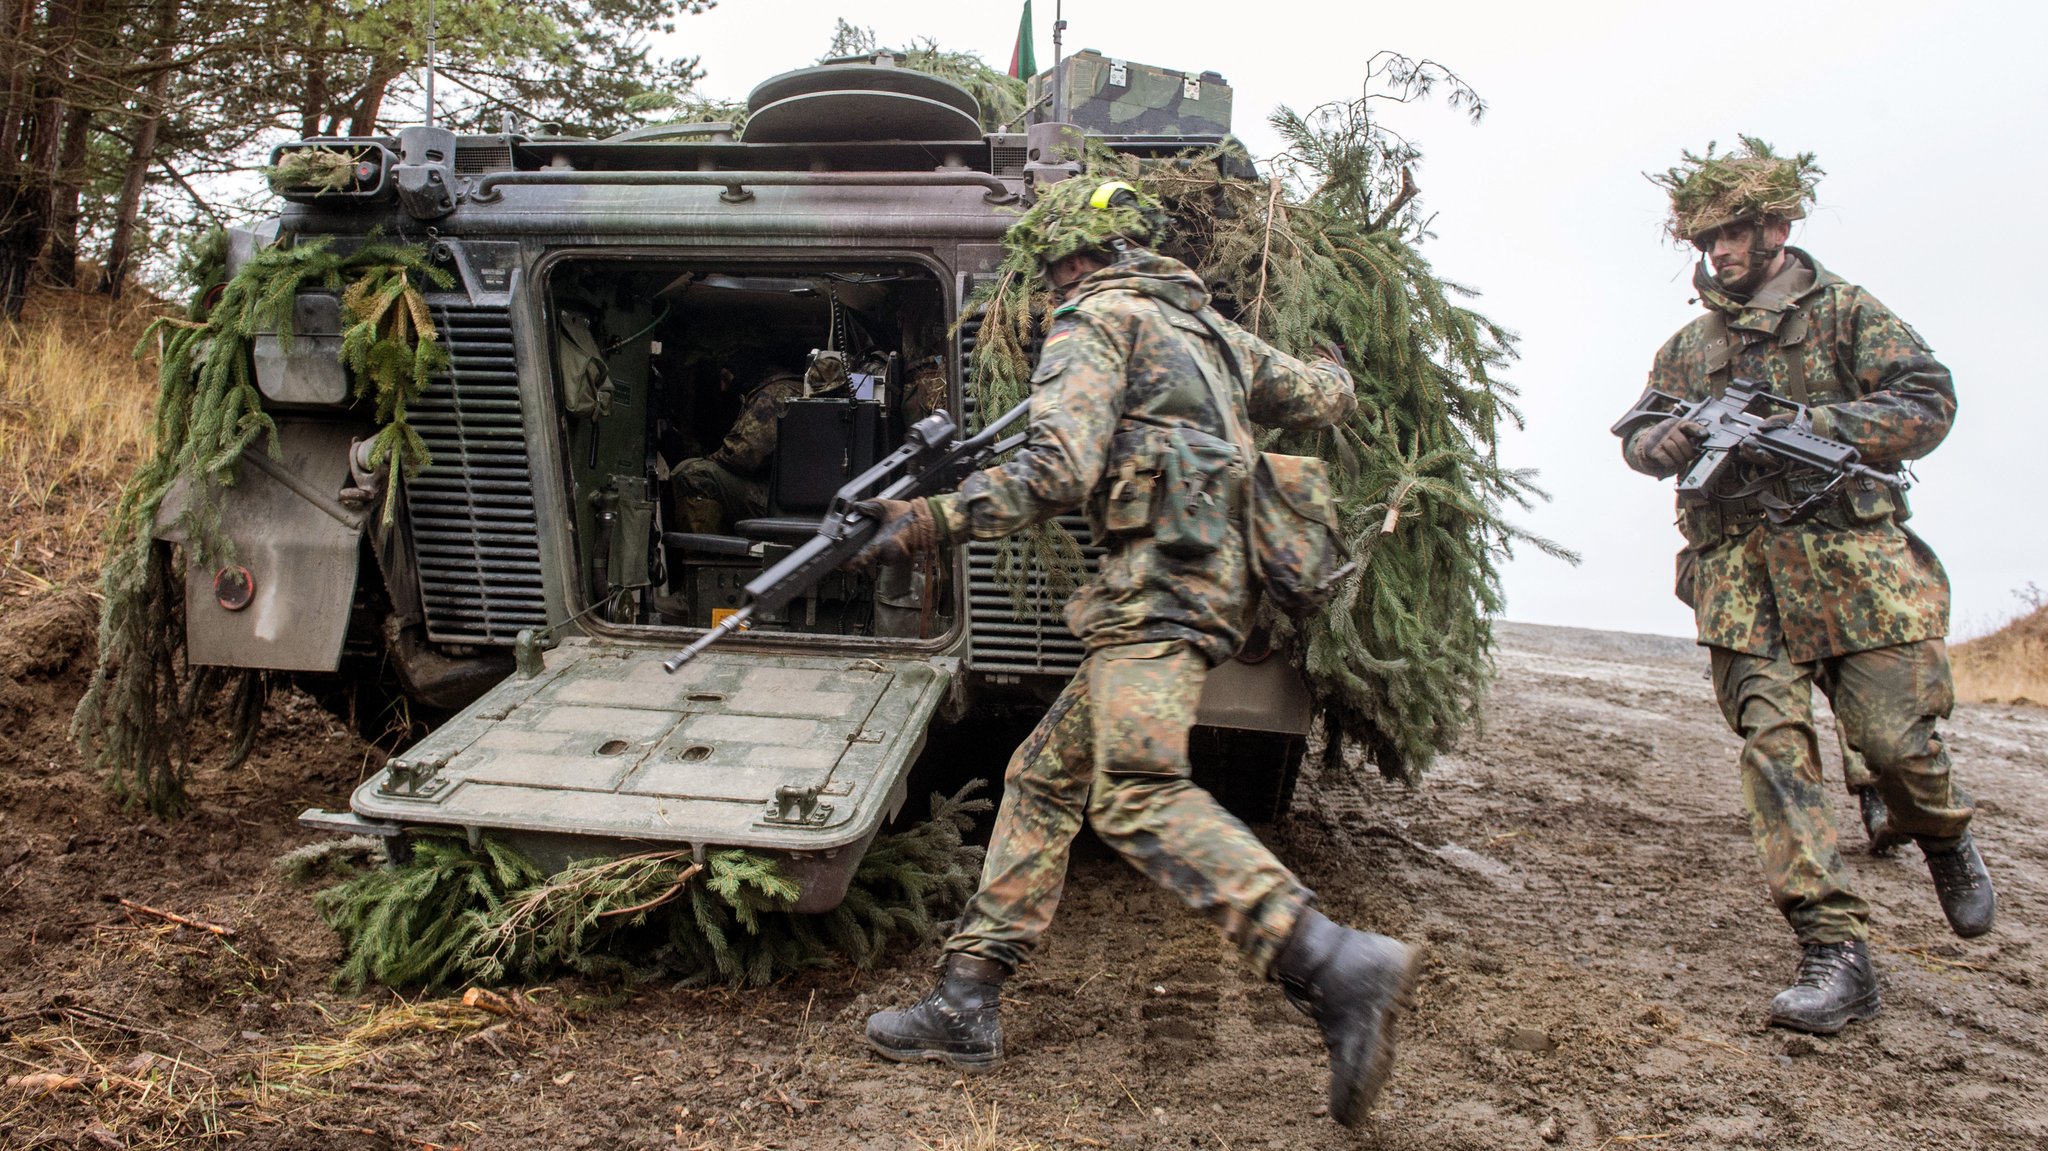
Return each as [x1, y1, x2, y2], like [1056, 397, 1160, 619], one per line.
[664, 0, 2048, 640]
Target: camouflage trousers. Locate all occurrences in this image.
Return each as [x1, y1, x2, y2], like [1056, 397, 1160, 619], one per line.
[671, 457, 769, 532]
[1710, 638, 1975, 944]
[946, 640, 1312, 976]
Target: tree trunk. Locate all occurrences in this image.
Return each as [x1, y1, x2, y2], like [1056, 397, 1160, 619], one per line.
[101, 0, 179, 299]
[349, 61, 405, 137]
[0, 0, 57, 319]
[300, 0, 332, 138]
[40, 102, 92, 286]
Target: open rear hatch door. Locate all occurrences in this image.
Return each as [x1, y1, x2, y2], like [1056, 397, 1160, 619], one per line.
[346, 639, 955, 910]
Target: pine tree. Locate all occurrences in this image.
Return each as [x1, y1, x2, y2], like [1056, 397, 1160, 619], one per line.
[967, 55, 1572, 780]
[309, 784, 992, 992]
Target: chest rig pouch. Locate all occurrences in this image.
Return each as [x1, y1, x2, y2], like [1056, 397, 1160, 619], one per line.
[1694, 302, 1909, 536]
[1099, 423, 1242, 559]
[1096, 306, 1246, 555]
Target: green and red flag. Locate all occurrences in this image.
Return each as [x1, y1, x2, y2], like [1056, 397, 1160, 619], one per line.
[1007, 1, 1038, 79]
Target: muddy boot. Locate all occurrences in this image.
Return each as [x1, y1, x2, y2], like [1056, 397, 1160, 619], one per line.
[864, 954, 1007, 1072]
[1768, 940, 1880, 1034]
[1920, 831, 1996, 938]
[1274, 908, 1422, 1127]
[1853, 786, 1909, 855]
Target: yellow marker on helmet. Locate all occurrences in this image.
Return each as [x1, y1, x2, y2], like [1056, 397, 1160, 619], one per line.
[1088, 181, 1138, 210]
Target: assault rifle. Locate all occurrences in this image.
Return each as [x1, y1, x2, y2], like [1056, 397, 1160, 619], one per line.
[662, 400, 1033, 672]
[1611, 377, 1908, 525]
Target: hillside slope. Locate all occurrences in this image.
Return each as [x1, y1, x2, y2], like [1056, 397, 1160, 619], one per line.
[0, 609, 2041, 1149]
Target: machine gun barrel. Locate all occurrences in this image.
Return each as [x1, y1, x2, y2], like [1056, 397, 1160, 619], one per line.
[662, 399, 1033, 672]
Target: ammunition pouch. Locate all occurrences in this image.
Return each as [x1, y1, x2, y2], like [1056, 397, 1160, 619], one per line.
[1678, 469, 1907, 545]
[1677, 499, 1765, 546]
[1154, 428, 1241, 558]
[1095, 423, 1243, 558]
[1813, 473, 1908, 530]
[1098, 425, 1165, 539]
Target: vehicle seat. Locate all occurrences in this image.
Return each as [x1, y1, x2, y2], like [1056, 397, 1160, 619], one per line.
[733, 398, 883, 541]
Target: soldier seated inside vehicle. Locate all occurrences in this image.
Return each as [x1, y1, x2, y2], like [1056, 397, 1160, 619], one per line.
[548, 260, 956, 638]
[669, 348, 847, 534]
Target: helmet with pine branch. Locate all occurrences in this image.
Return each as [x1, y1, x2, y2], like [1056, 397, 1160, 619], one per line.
[1653, 136, 1822, 246]
[1004, 177, 1171, 269]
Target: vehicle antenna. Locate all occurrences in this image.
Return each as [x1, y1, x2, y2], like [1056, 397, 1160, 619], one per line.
[1052, 0, 1067, 122]
[424, 0, 438, 127]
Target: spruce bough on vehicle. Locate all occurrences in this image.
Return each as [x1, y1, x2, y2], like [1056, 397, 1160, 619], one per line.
[971, 134, 1570, 780]
[74, 238, 448, 816]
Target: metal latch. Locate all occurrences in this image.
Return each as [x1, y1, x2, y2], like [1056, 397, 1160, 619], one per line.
[378, 752, 450, 798]
[763, 784, 833, 826]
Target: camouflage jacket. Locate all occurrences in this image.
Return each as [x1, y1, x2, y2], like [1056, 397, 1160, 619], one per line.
[1624, 249, 1955, 661]
[708, 371, 807, 478]
[930, 252, 1355, 664]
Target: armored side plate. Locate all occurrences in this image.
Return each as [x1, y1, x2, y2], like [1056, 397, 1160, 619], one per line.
[351, 639, 954, 910]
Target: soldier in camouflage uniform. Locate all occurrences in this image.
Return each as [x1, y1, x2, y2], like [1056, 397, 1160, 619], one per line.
[671, 357, 846, 531]
[1623, 139, 1995, 1034]
[852, 179, 1421, 1126]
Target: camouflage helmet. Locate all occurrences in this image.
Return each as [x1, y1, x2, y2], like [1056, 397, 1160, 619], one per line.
[1652, 136, 1823, 245]
[1004, 177, 1171, 268]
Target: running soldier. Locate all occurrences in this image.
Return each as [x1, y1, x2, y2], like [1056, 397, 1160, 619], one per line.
[852, 179, 1421, 1126]
[1622, 138, 1995, 1033]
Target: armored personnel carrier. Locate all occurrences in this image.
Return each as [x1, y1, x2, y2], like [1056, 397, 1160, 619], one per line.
[206, 51, 1309, 911]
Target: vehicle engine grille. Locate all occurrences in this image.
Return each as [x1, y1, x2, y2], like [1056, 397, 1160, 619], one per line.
[957, 309, 1101, 678]
[405, 302, 547, 645]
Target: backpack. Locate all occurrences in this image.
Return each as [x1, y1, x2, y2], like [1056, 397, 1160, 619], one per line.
[1164, 302, 1356, 615]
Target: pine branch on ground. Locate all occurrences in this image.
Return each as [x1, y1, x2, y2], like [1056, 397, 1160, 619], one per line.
[311, 782, 991, 992]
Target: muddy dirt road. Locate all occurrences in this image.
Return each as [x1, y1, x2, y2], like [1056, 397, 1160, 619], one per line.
[2, 600, 2042, 1149]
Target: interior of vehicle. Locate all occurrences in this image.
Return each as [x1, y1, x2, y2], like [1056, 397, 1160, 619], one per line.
[547, 258, 955, 642]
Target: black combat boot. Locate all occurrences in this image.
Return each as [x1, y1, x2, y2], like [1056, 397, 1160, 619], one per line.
[1853, 785, 1909, 855]
[1273, 908, 1422, 1127]
[1768, 940, 1879, 1034]
[1921, 831, 1996, 938]
[865, 953, 1008, 1072]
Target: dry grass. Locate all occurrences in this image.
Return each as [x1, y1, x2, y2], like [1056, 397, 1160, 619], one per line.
[0, 287, 163, 599]
[1, 992, 530, 1148]
[1953, 603, 2048, 706]
[266, 996, 502, 1081]
[913, 1084, 1044, 1151]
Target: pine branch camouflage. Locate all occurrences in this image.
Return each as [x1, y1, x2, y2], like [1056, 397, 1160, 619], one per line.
[74, 238, 450, 815]
[969, 153, 1564, 780]
[312, 784, 990, 992]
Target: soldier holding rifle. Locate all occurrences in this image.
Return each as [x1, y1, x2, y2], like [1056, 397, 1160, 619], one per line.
[1619, 139, 1995, 1033]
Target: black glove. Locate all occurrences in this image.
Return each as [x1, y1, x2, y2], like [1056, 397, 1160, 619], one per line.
[1639, 416, 1706, 473]
[1740, 408, 1811, 464]
[848, 498, 940, 571]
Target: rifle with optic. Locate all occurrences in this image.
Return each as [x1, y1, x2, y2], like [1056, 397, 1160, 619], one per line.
[1611, 377, 1907, 525]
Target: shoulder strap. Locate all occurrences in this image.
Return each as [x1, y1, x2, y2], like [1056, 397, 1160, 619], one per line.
[1779, 300, 1810, 405]
[1701, 311, 1734, 399]
[1152, 299, 1254, 458]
